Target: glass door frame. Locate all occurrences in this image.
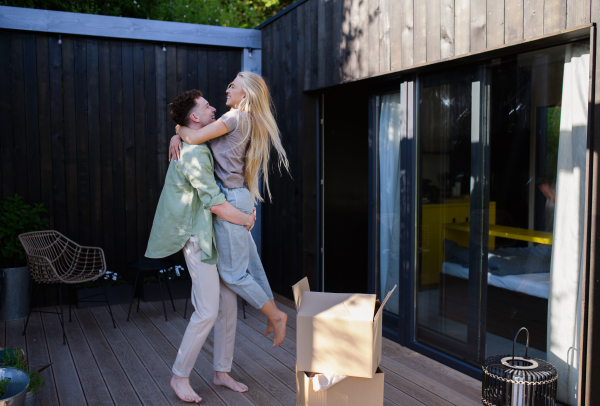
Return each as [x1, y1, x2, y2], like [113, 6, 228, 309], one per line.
[369, 70, 491, 378]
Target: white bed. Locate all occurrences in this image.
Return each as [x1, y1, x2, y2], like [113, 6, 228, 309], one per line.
[442, 262, 550, 299]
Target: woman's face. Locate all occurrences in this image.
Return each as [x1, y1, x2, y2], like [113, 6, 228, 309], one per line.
[226, 76, 246, 108]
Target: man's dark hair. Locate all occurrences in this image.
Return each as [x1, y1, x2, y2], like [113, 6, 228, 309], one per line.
[169, 89, 203, 126]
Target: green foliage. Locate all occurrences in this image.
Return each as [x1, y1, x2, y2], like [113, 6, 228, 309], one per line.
[0, 377, 10, 398]
[0, 348, 46, 396]
[0, 0, 295, 28]
[0, 195, 49, 269]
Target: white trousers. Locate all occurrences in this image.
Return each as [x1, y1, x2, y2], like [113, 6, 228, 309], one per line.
[172, 237, 237, 377]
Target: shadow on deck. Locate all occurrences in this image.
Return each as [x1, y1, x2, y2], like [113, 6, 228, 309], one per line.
[3, 295, 481, 405]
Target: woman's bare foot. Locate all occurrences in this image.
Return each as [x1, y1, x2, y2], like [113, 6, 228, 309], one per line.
[271, 311, 287, 347]
[213, 371, 249, 392]
[264, 318, 274, 337]
[259, 301, 288, 347]
[170, 375, 202, 403]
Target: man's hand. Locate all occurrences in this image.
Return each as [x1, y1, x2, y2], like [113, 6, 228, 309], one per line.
[538, 183, 556, 203]
[246, 208, 257, 232]
[211, 202, 256, 230]
[169, 134, 182, 161]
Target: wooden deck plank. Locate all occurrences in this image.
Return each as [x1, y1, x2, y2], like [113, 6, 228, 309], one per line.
[89, 306, 170, 406]
[63, 308, 114, 406]
[18, 298, 483, 405]
[41, 308, 87, 405]
[149, 301, 287, 406]
[383, 366, 455, 406]
[74, 307, 143, 406]
[99, 305, 188, 406]
[119, 304, 227, 406]
[226, 342, 295, 404]
[220, 324, 295, 391]
[380, 356, 480, 406]
[384, 382, 425, 406]
[234, 314, 296, 370]
[236, 306, 297, 355]
[139, 301, 258, 406]
[382, 340, 480, 400]
[23, 312, 59, 406]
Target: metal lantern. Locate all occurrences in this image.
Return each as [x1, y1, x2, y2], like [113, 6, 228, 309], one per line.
[482, 327, 558, 406]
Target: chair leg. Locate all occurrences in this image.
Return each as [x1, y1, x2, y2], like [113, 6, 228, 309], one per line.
[183, 273, 192, 320]
[22, 282, 39, 336]
[184, 296, 188, 320]
[58, 285, 66, 345]
[103, 284, 116, 329]
[157, 271, 168, 322]
[242, 299, 247, 319]
[165, 278, 176, 312]
[127, 270, 140, 322]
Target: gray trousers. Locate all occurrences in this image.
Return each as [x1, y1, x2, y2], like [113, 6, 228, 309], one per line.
[214, 182, 274, 309]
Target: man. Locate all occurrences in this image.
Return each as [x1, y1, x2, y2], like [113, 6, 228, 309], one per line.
[146, 89, 252, 403]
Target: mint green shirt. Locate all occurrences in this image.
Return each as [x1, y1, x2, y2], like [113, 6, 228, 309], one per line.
[145, 143, 226, 264]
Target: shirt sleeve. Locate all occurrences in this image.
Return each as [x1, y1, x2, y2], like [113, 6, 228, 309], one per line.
[218, 109, 239, 132]
[178, 150, 226, 210]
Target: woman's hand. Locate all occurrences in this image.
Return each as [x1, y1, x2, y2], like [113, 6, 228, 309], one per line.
[169, 134, 182, 161]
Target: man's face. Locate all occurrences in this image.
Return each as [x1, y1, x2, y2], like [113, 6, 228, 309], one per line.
[190, 97, 216, 127]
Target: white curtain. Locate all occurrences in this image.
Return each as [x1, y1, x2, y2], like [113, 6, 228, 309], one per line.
[547, 42, 589, 405]
[379, 93, 402, 314]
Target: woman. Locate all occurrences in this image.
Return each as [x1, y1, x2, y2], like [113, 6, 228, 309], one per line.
[169, 72, 289, 347]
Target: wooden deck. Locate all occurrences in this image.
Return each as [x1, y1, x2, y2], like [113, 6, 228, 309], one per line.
[3, 295, 482, 405]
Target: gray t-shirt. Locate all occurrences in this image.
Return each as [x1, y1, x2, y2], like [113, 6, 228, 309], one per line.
[209, 109, 251, 189]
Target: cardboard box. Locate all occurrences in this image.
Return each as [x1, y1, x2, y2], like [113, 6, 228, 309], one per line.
[292, 278, 396, 378]
[296, 367, 385, 406]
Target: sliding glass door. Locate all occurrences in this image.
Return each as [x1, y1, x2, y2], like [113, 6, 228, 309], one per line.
[372, 40, 590, 406]
[413, 68, 490, 365]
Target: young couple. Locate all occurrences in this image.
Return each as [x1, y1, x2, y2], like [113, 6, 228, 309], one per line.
[145, 72, 289, 403]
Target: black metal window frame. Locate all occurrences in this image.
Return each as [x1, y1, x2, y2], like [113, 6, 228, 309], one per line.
[367, 27, 595, 381]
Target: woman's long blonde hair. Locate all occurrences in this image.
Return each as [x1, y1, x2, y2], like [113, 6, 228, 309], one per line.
[236, 71, 290, 203]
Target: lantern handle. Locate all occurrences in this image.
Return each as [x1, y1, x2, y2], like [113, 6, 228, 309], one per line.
[512, 327, 529, 362]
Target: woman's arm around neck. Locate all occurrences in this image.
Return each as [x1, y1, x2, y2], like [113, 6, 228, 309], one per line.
[179, 119, 228, 145]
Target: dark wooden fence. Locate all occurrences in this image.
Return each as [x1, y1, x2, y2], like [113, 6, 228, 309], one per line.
[0, 29, 242, 272]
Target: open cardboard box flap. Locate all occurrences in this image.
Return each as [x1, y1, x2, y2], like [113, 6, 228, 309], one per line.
[293, 278, 396, 320]
[292, 278, 397, 378]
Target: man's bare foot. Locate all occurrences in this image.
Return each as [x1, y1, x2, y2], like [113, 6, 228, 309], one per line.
[270, 311, 287, 347]
[213, 371, 248, 393]
[170, 375, 202, 403]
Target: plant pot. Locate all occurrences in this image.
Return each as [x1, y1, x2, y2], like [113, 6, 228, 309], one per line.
[141, 279, 191, 302]
[23, 392, 34, 406]
[0, 267, 31, 322]
[0, 367, 29, 406]
[76, 284, 133, 309]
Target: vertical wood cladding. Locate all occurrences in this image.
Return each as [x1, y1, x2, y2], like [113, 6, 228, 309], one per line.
[260, 0, 595, 299]
[0, 30, 241, 272]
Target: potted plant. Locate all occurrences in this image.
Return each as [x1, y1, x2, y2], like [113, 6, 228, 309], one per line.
[141, 265, 191, 302]
[76, 270, 132, 308]
[0, 348, 48, 406]
[0, 194, 49, 321]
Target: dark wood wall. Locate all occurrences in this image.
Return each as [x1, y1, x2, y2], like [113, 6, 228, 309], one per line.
[0, 29, 242, 272]
[260, 11, 318, 299]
